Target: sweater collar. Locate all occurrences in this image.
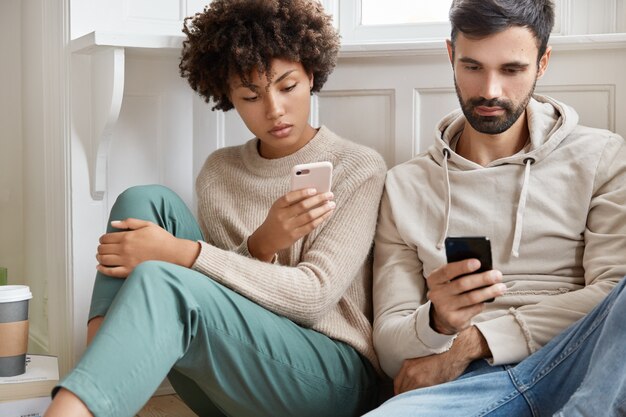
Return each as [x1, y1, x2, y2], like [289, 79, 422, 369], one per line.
[240, 125, 334, 177]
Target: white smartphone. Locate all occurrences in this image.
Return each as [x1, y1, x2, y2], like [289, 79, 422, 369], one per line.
[290, 161, 333, 193]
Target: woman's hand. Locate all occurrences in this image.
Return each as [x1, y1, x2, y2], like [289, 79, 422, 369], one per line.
[247, 188, 335, 262]
[96, 218, 200, 278]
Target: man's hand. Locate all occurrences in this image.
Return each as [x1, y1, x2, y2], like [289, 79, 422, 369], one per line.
[427, 259, 506, 334]
[393, 326, 491, 394]
[247, 188, 335, 262]
[96, 218, 200, 278]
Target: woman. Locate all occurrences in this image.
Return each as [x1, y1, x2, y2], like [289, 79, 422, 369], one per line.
[44, 1, 387, 416]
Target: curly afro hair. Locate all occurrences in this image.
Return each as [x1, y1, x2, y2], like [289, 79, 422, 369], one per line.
[179, 0, 340, 111]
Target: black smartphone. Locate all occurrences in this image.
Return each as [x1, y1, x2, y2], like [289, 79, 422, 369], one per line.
[445, 236, 495, 302]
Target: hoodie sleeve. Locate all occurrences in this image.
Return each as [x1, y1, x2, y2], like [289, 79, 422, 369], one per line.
[373, 189, 457, 378]
[476, 133, 626, 365]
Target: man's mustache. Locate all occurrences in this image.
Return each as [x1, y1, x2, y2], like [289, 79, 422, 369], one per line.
[468, 97, 514, 111]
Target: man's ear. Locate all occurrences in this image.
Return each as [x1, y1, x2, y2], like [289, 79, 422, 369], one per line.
[309, 72, 314, 90]
[446, 39, 454, 67]
[537, 46, 552, 79]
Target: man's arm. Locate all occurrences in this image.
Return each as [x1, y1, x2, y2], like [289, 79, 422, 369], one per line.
[393, 326, 491, 394]
[373, 191, 504, 378]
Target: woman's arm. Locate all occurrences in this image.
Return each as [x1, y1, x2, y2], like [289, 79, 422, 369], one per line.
[193, 157, 386, 326]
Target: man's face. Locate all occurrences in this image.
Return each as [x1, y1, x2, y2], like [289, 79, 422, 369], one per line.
[447, 26, 551, 135]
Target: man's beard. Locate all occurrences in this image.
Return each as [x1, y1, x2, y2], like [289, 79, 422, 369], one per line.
[454, 78, 536, 135]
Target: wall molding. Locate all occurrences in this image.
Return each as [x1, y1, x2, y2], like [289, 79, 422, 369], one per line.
[536, 84, 616, 132]
[317, 89, 396, 165]
[41, 0, 73, 375]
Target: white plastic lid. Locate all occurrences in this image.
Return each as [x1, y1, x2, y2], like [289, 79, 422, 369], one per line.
[0, 285, 33, 303]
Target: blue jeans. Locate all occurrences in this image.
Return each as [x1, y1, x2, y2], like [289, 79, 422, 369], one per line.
[364, 277, 626, 417]
[56, 186, 379, 417]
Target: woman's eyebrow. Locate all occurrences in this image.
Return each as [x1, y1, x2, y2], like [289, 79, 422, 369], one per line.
[234, 69, 298, 90]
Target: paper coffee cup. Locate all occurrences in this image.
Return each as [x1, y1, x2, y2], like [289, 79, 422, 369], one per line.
[0, 285, 32, 377]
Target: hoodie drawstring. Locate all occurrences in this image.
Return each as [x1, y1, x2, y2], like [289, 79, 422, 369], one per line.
[437, 151, 534, 257]
[511, 157, 535, 257]
[436, 149, 452, 250]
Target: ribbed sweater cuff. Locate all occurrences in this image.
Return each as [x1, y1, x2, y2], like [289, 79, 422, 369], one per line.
[235, 239, 253, 258]
[192, 240, 231, 279]
[235, 238, 279, 264]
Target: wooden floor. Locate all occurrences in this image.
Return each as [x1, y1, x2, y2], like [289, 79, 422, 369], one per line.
[136, 395, 196, 417]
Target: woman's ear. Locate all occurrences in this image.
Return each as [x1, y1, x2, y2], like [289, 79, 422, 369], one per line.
[309, 73, 314, 90]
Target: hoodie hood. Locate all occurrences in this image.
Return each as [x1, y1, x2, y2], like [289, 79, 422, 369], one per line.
[429, 94, 580, 256]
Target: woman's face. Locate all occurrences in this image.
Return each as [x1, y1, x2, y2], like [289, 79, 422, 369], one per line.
[229, 58, 317, 159]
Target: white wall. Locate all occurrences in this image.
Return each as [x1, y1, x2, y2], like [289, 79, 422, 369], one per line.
[0, 0, 67, 356]
[70, 0, 209, 39]
[0, 1, 24, 288]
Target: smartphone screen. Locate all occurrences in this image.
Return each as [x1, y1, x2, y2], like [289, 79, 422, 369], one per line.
[290, 161, 333, 193]
[445, 236, 494, 302]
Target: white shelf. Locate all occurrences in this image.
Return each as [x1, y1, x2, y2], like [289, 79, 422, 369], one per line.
[72, 31, 183, 55]
[72, 31, 626, 59]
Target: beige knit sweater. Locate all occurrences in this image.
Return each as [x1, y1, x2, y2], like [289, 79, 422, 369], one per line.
[192, 126, 386, 372]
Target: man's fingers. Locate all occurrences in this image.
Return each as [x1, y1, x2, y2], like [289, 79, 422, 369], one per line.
[457, 283, 507, 306]
[450, 270, 502, 295]
[428, 259, 481, 286]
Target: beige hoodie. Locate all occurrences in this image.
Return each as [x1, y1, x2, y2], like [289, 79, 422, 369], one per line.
[373, 95, 626, 378]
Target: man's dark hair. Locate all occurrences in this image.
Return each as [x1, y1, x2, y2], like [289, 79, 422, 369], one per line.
[449, 0, 555, 61]
[179, 0, 340, 111]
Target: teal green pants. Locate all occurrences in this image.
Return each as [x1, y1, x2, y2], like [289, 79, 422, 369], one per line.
[59, 185, 379, 417]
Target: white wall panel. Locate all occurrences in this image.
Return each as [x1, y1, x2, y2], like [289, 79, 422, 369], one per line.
[538, 47, 626, 137]
[0, 0, 24, 286]
[108, 96, 162, 202]
[317, 90, 395, 166]
[414, 88, 458, 156]
[223, 111, 254, 148]
[536, 85, 615, 131]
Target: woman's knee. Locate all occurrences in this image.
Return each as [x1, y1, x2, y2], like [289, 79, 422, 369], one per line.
[127, 260, 198, 293]
[109, 185, 186, 228]
[128, 260, 173, 283]
[114, 185, 176, 210]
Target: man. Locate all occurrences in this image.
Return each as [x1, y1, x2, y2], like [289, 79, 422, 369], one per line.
[368, 0, 626, 415]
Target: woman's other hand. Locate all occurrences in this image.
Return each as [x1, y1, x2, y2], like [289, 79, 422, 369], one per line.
[96, 218, 200, 278]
